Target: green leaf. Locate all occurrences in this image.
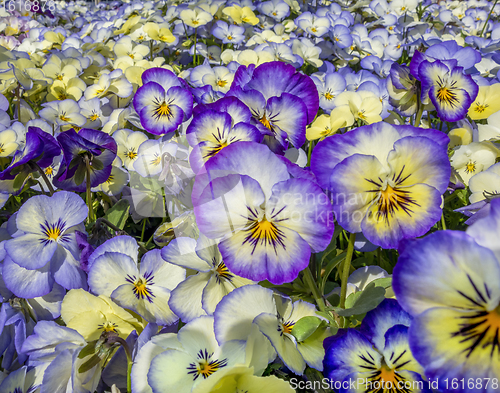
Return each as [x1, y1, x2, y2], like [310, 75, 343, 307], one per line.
[73, 165, 86, 186]
[78, 353, 101, 373]
[315, 311, 338, 327]
[333, 282, 386, 317]
[13, 172, 29, 191]
[104, 199, 130, 230]
[291, 316, 326, 342]
[91, 159, 104, 171]
[370, 277, 392, 289]
[78, 341, 97, 359]
[320, 252, 346, 293]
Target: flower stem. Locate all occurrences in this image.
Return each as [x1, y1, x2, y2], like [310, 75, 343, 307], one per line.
[414, 99, 424, 127]
[441, 212, 447, 230]
[84, 156, 95, 223]
[127, 357, 133, 393]
[307, 140, 314, 166]
[303, 266, 326, 312]
[140, 218, 147, 242]
[34, 163, 55, 196]
[16, 87, 21, 123]
[193, 28, 197, 66]
[481, 0, 499, 37]
[339, 232, 356, 309]
[109, 336, 133, 393]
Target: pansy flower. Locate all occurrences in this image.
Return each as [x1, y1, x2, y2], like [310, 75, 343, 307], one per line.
[60, 288, 144, 341]
[409, 42, 481, 79]
[186, 96, 262, 173]
[387, 63, 420, 117]
[133, 137, 193, 196]
[393, 200, 500, 392]
[311, 72, 347, 111]
[3, 191, 88, 297]
[468, 83, 500, 120]
[87, 236, 185, 325]
[148, 316, 246, 393]
[53, 128, 117, 192]
[133, 68, 193, 136]
[215, 285, 330, 375]
[311, 122, 451, 249]
[192, 142, 334, 284]
[227, 61, 319, 153]
[323, 299, 431, 393]
[21, 321, 104, 393]
[450, 141, 499, 186]
[161, 235, 254, 323]
[0, 126, 60, 193]
[0, 366, 42, 393]
[418, 60, 478, 122]
[113, 129, 148, 171]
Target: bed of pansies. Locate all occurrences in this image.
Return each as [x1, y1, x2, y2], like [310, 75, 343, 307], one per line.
[0, 0, 500, 392]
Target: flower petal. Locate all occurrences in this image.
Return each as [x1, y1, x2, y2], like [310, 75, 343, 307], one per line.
[393, 231, 500, 315]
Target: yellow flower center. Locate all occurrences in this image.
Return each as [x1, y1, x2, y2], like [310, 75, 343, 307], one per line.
[134, 278, 148, 298]
[56, 74, 63, 80]
[311, 27, 317, 33]
[126, 149, 138, 159]
[192, 20, 199, 25]
[126, 273, 156, 302]
[465, 161, 476, 174]
[46, 227, 61, 241]
[154, 102, 171, 119]
[244, 217, 286, 251]
[151, 154, 162, 166]
[128, 53, 135, 59]
[59, 114, 70, 122]
[281, 321, 294, 335]
[89, 113, 99, 121]
[99, 321, 118, 333]
[436, 86, 459, 107]
[227, 35, 233, 40]
[372, 183, 419, 223]
[357, 111, 367, 120]
[204, 140, 228, 159]
[474, 103, 489, 113]
[324, 92, 334, 100]
[379, 364, 397, 383]
[320, 126, 332, 137]
[215, 261, 233, 281]
[105, 174, 114, 184]
[188, 356, 227, 380]
[45, 166, 53, 176]
[259, 114, 272, 130]
[217, 79, 228, 88]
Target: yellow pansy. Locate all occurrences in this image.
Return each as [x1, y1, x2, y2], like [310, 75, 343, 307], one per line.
[222, 5, 259, 25]
[61, 289, 145, 341]
[468, 83, 500, 120]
